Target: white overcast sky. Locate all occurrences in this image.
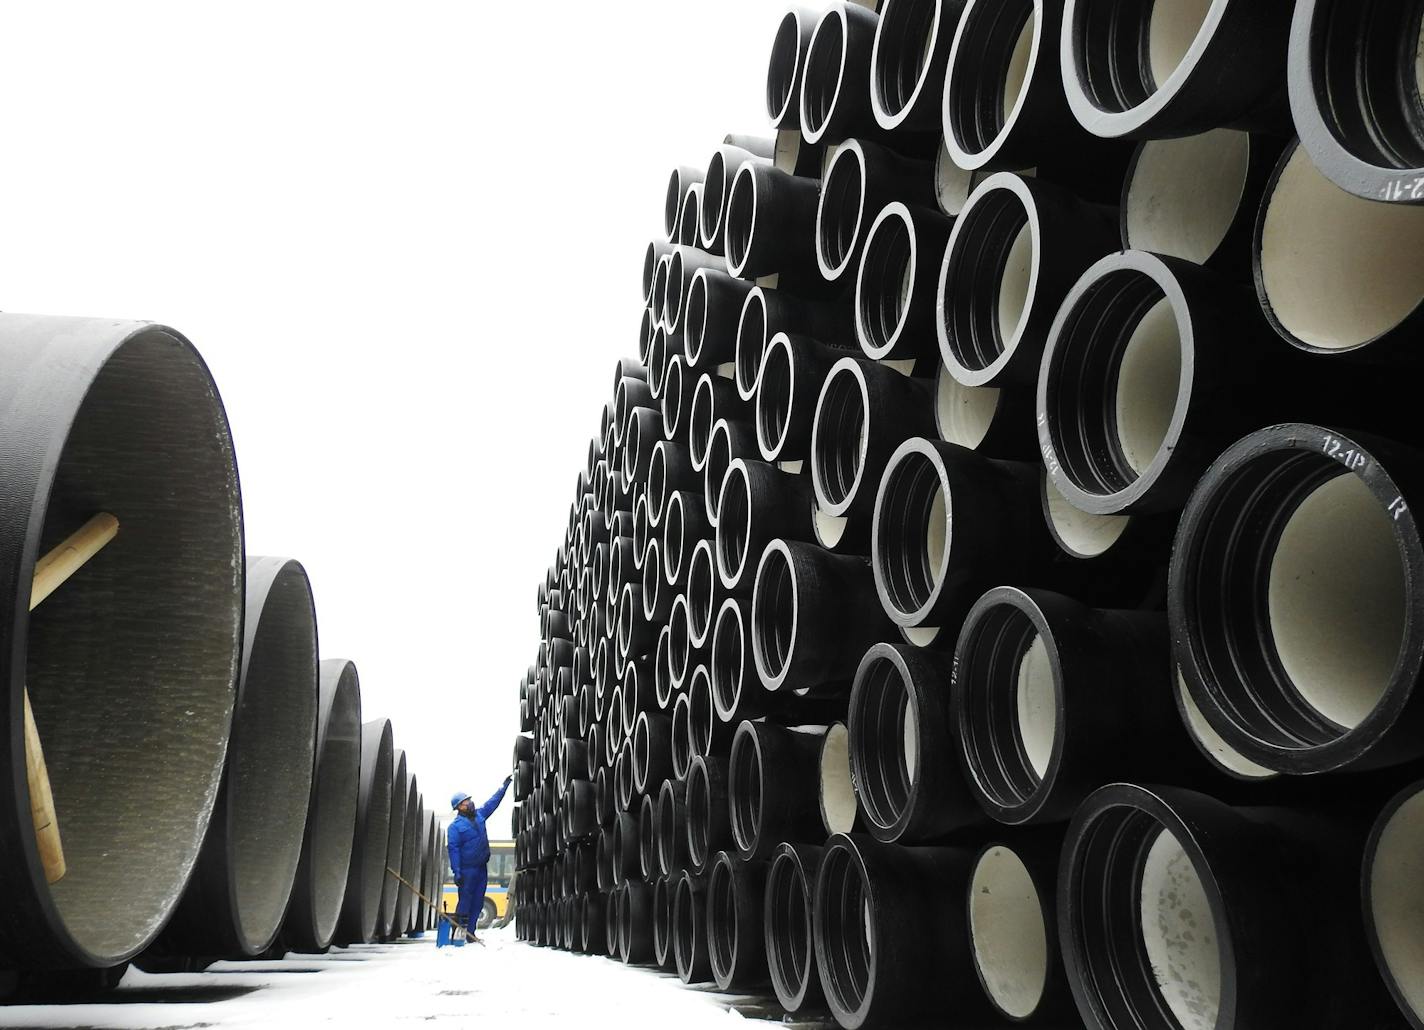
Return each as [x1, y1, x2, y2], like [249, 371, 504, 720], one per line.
[0, 1, 785, 838]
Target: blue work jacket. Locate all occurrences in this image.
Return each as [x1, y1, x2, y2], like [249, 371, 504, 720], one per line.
[448, 780, 509, 880]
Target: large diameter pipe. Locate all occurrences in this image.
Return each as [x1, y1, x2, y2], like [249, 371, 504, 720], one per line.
[657, 777, 689, 878]
[1059, 0, 1294, 138]
[684, 269, 756, 375]
[954, 588, 1215, 824]
[754, 334, 846, 465]
[766, 8, 819, 130]
[724, 163, 822, 283]
[393, 782, 421, 937]
[871, 438, 1049, 644]
[701, 144, 772, 257]
[0, 316, 243, 970]
[153, 556, 319, 962]
[1170, 424, 1424, 775]
[703, 418, 759, 528]
[937, 172, 1118, 389]
[800, 2, 886, 146]
[870, 0, 962, 133]
[736, 286, 856, 403]
[854, 202, 954, 363]
[728, 721, 824, 862]
[1061, 783, 1399, 1030]
[752, 540, 895, 694]
[673, 871, 712, 984]
[1254, 141, 1424, 359]
[848, 643, 983, 843]
[715, 459, 815, 594]
[1288, 0, 1424, 206]
[764, 842, 825, 1014]
[376, 749, 410, 940]
[817, 138, 936, 283]
[653, 875, 676, 970]
[336, 719, 394, 945]
[811, 357, 935, 552]
[686, 755, 734, 875]
[284, 659, 361, 953]
[707, 851, 769, 991]
[618, 880, 654, 965]
[813, 834, 995, 1028]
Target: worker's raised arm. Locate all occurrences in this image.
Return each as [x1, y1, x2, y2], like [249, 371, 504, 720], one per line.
[479, 776, 512, 820]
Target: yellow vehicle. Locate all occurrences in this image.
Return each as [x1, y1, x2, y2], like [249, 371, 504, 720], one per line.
[441, 840, 515, 929]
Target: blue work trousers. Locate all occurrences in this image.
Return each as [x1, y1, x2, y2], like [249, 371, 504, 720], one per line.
[456, 863, 488, 926]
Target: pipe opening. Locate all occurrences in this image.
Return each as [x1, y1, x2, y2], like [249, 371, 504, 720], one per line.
[670, 595, 691, 686]
[688, 541, 715, 647]
[1066, 799, 1223, 1030]
[712, 601, 746, 720]
[674, 875, 702, 980]
[716, 463, 753, 586]
[725, 165, 757, 277]
[703, 152, 730, 248]
[689, 376, 717, 470]
[957, 600, 1058, 809]
[708, 857, 737, 977]
[736, 290, 769, 399]
[969, 846, 1048, 1020]
[652, 258, 672, 329]
[935, 365, 1000, 450]
[1369, 786, 1424, 1023]
[753, 544, 796, 685]
[641, 543, 662, 620]
[729, 730, 764, 854]
[685, 274, 710, 368]
[768, 12, 804, 124]
[666, 170, 685, 240]
[857, 208, 916, 356]
[818, 143, 867, 278]
[1042, 271, 1183, 496]
[1070, 0, 1217, 114]
[945, 1, 1038, 158]
[687, 762, 711, 867]
[665, 494, 686, 582]
[1042, 472, 1130, 559]
[1306, 0, 1424, 172]
[849, 652, 916, 830]
[26, 331, 244, 962]
[817, 845, 873, 1016]
[820, 724, 858, 834]
[649, 446, 669, 527]
[307, 668, 360, 947]
[1258, 146, 1424, 351]
[704, 422, 734, 525]
[802, 10, 848, 139]
[940, 186, 1034, 374]
[872, 0, 940, 121]
[875, 448, 950, 619]
[813, 362, 868, 512]
[678, 186, 702, 249]
[756, 337, 795, 458]
[672, 693, 693, 780]
[767, 850, 812, 1005]
[690, 668, 715, 757]
[1178, 443, 1409, 750]
[1125, 130, 1250, 264]
[669, 252, 689, 329]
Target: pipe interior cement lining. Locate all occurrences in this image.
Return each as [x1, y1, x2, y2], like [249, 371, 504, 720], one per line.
[337, 718, 393, 945]
[283, 658, 361, 953]
[154, 555, 319, 962]
[0, 317, 244, 970]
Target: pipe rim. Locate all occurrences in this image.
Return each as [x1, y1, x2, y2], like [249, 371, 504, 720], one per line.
[724, 162, 759, 280]
[871, 0, 948, 130]
[800, 4, 852, 144]
[687, 539, 717, 649]
[751, 539, 799, 692]
[735, 288, 769, 401]
[766, 844, 817, 1011]
[812, 356, 872, 517]
[846, 644, 924, 838]
[768, 10, 808, 126]
[816, 140, 869, 281]
[711, 598, 749, 722]
[755, 333, 798, 462]
[727, 723, 765, 856]
[871, 438, 954, 628]
[715, 459, 754, 589]
[1168, 424, 1424, 772]
[943, 0, 1043, 169]
[855, 202, 920, 360]
[689, 374, 718, 472]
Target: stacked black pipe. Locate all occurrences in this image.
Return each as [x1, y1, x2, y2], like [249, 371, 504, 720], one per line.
[514, 2, 1424, 1028]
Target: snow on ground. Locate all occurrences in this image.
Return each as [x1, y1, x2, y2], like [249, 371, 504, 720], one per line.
[0, 927, 832, 1030]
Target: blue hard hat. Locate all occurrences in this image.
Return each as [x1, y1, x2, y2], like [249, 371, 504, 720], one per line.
[451, 792, 472, 810]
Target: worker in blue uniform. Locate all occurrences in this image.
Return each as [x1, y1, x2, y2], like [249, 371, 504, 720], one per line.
[448, 776, 512, 939]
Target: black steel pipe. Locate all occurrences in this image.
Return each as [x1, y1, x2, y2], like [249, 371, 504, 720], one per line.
[848, 643, 983, 843]
[817, 138, 936, 283]
[618, 881, 654, 964]
[708, 851, 770, 990]
[1288, 0, 1424, 206]
[671, 692, 694, 782]
[686, 538, 717, 650]
[872, 437, 1049, 641]
[755, 334, 846, 465]
[677, 184, 703, 249]
[814, 834, 994, 1028]
[605, 884, 621, 957]
[1060, 0, 1295, 138]
[701, 144, 772, 257]
[582, 891, 607, 957]
[801, 2, 888, 145]
[633, 710, 674, 798]
[855, 202, 954, 362]
[282, 661, 360, 953]
[1254, 141, 1424, 360]
[666, 167, 705, 241]
[674, 871, 713, 984]
[688, 664, 730, 760]
[725, 163, 822, 282]
[702, 418, 759, 528]
[658, 487, 703, 584]
[1170, 424, 1424, 775]
[658, 777, 689, 878]
[715, 459, 816, 594]
[1060, 783, 1399, 1030]
[638, 793, 658, 883]
[685, 269, 757, 375]
[765, 842, 825, 1014]
[729, 721, 824, 862]
[736, 286, 856, 403]
[653, 875, 676, 970]
[1038, 471, 1172, 610]
[937, 173, 1118, 389]
[666, 246, 725, 336]
[767, 7, 819, 130]
[613, 810, 640, 884]
[811, 356, 935, 553]
[686, 755, 733, 875]
[753, 540, 895, 694]
[155, 557, 319, 962]
[954, 587, 1213, 825]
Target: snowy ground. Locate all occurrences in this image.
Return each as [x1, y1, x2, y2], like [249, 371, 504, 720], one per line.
[0, 927, 834, 1030]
